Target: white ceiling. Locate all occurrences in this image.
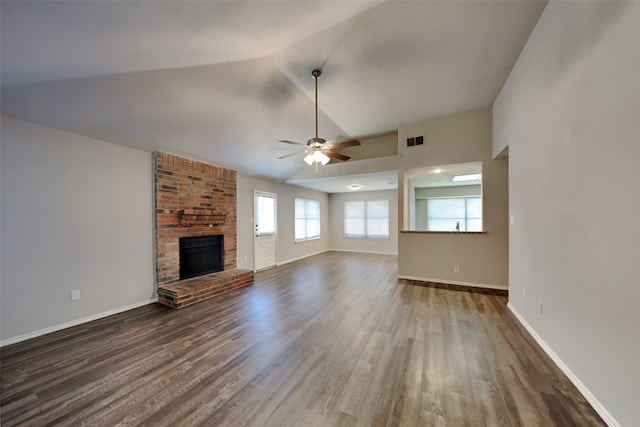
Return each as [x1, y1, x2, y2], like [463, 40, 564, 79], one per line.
[1, 0, 546, 191]
[289, 170, 399, 194]
[407, 161, 482, 188]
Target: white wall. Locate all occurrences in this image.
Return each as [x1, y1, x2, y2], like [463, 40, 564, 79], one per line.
[329, 189, 398, 255]
[0, 116, 154, 345]
[397, 108, 509, 289]
[236, 175, 330, 270]
[493, 2, 640, 425]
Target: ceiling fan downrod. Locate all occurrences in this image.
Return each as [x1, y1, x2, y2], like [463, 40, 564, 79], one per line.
[312, 68, 321, 141]
[276, 68, 359, 170]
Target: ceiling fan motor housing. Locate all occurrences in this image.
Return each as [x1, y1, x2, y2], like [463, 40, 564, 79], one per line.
[307, 137, 326, 148]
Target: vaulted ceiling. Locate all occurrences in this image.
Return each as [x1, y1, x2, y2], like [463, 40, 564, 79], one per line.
[1, 0, 547, 187]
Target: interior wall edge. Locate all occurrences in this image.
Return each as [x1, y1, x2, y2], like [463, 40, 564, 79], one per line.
[397, 275, 508, 291]
[507, 303, 620, 427]
[330, 248, 398, 256]
[0, 298, 158, 349]
[275, 248, 331, 267]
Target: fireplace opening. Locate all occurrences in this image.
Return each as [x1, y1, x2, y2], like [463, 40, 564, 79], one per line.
[179, 235, 223, 280]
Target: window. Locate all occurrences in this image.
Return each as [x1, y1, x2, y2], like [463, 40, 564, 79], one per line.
[255, 193, 276, 235]
[405, 162, 482, 231]
[427, 197, 482, 231]
[344, 200, 389, 239]
[295, 198, 320, 241]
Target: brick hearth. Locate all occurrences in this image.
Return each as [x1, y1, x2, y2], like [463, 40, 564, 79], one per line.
[153, 152, 253, 308]
[157, 269, 254, 308]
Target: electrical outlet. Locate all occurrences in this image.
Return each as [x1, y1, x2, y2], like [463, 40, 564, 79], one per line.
[243, 256, 248, 262]
[70, 289, 81, 301]
[522, 288, 527, 299]
[453, 265, 460, 273]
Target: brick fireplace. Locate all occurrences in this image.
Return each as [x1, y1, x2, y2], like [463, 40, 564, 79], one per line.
[153, 152, 253, 308]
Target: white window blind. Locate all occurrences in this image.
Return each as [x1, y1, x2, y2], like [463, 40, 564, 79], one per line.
[294, 198, 320, 241]
[344, 200, 389, 239]
[427, 197, 482, 231]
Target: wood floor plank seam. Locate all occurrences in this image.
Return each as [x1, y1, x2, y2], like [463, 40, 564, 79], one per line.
[1, 252, 605, 427]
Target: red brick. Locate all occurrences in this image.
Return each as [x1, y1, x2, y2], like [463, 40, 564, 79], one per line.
[153, 152, 239, 296]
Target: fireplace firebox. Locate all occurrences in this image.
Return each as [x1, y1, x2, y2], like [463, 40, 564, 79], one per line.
[179, 235, 223, 280]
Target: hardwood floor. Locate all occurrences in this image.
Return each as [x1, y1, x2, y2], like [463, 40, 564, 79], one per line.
[1, 252, 604, 426]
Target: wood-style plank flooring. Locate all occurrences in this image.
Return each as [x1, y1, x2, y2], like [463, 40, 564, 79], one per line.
[1, 252, 604, 426]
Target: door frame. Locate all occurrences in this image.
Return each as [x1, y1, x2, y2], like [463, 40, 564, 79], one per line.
[253, 190, 278, 272]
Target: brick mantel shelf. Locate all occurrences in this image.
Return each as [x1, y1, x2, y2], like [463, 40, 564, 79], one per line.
[178, 209, 227, 227]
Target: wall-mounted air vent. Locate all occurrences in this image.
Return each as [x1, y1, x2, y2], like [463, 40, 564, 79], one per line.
[407, 135, 424, 147]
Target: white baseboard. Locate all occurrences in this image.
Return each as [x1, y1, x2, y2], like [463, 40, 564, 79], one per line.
[276, 249, 331, 267]
[330, 248, 398, 256]
[507, 303, 620, 427]
[397, 274, 508, 291]
[0, 298, 158, 348]
[276, 249, 397, 268]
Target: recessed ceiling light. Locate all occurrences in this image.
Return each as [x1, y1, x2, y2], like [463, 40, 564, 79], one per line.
[452, 174, 482, 182]
[348, 184, 362, 190]
[433, 169, 442, 174]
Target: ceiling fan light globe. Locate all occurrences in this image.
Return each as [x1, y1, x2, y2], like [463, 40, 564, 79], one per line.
[311, 150, 329, 165]
[304, 154, 314, 165]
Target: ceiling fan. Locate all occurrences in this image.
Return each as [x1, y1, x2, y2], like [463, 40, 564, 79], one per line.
[277, 68, 361, 172]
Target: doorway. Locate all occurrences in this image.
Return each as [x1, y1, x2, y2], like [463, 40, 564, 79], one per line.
[253, 191, 277, 271]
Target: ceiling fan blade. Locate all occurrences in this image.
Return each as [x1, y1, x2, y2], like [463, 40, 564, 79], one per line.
[278, 139, 305, 145]
[329, 139, 361, 149]
[325, 150, 350, 161]
[277, 151, 303, 159]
